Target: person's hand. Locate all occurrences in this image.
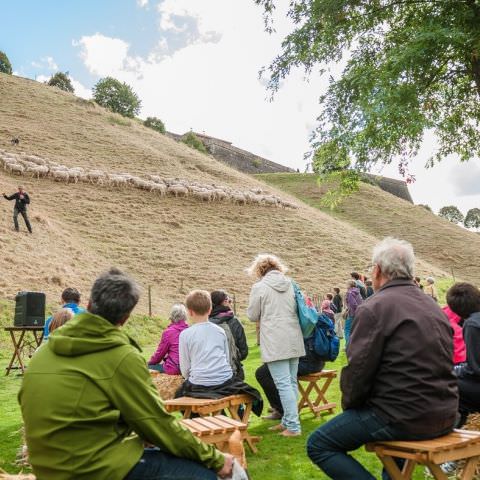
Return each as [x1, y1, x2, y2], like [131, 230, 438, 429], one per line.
[216, 453, 234, 478]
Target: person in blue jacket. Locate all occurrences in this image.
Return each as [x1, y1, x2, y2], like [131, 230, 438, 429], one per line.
[43, 287, 85, 341]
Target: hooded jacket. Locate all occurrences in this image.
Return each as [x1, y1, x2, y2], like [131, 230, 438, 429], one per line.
[18, 312, 224, 480]
[247, 270, 305, 363]
[442, 305, 466, 365]
[209, 306, 248, 361]
[346, 287, 363, 316]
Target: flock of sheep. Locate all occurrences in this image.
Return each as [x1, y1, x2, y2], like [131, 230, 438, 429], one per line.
[0, 149, 298, 208]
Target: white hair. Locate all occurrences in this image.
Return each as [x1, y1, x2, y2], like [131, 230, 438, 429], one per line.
[372, 237, 415, 280]
[426, 276, 435, 284]
[169, 303, 187, 323]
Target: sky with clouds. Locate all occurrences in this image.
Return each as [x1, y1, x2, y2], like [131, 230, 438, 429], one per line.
[2, 0, 479, 216]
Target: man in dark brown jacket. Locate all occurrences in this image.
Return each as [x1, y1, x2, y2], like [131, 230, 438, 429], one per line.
[307, 237, 458, 480]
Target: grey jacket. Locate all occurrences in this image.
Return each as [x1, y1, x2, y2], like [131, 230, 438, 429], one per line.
[247, 270, 305, 363]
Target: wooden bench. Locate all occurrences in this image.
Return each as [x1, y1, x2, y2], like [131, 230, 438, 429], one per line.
[165, 395, 261, 453]
[366, 429, 480, 479]
[297, 370, 337, 417]
[181, 415, 247, 468]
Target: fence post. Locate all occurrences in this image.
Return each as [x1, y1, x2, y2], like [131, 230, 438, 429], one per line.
[450, 266, 456, 283]
[233, 293, 237, 317]
[148, 285, 152, 317]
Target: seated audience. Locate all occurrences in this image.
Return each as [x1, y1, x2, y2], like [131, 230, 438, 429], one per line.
[442, 305, 467, 365]
[48, 308, 74, 335]
[43, 287, 85, 341]
[446, 283, 480, 426]
[177, 290, 263, 416]
[307, 238, 458, 480]
[256, 336, 325, 420]
[148, 304, 188, 374]
[20, 268, 233, 480]
[209, 290, 248, 379]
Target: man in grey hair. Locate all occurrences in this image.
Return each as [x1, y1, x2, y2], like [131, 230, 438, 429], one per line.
[307, 237, 458, 479]
[19, 268, 233, 480]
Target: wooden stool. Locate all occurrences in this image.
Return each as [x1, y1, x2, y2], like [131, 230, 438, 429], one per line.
[165, 395, 261, 453]
[366, 429, 480, 479]
[297, 370, 337, 417]
[181, 415, 248, 468]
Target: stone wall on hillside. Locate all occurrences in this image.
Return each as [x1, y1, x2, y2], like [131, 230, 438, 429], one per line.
[167, 131, 294, 174]
[362, 173, 413, 203]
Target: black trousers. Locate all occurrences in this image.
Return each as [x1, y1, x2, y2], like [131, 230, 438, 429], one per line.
[13, 208, 32, 233]
[255, 358, 325, 415]
[458, 376, 480, 426]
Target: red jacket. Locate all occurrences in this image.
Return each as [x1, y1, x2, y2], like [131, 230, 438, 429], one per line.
[442, 306, 467, 364]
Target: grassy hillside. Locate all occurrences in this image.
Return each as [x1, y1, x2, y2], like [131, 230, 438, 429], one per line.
[256, 173, 480, 286]
[0, 73, 445, 315]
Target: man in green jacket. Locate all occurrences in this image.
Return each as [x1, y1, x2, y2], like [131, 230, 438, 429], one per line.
[19, 268, 233, 480]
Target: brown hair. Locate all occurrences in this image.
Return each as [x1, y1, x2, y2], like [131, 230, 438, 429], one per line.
[49, 308, 74, 333]
[185, 290, 212, 315]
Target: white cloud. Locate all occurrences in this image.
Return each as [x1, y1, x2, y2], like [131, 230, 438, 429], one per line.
[137, 0, 148, 7]
[31, 56, 58, 71]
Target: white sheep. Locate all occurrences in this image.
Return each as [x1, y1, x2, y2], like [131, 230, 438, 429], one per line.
[52, 170, 70, 182]
[26, 165, 49, 178]
[167, 185, 188, 197]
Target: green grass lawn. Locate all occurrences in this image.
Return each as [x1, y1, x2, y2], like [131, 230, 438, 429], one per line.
[0, 303, 443, 479]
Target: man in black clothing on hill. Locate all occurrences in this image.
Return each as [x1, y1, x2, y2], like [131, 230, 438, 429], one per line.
[2, 185, 32, 233]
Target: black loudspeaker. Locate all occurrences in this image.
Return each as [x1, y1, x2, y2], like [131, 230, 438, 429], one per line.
[14, 292, 46, 327]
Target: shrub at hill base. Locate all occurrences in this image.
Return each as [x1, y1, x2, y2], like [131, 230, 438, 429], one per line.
[47, 72, 74, 93]
[181, 131, 207, 154]
[92, 77, 141, 118]
[465, 208, 480, 230]
[0, 51, 13, 75]
[144, 116, 166, 134]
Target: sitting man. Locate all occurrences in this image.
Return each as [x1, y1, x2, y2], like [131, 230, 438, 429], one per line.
[43, 287, 85, 341]
[446, 282, 480, 426]
[177, 290, 263, 416]
[19, 268, 233, 480]
[307, 237, 458, 480]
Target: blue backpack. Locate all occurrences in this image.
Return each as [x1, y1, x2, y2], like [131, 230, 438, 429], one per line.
[292, 280, 318, 338]
[306, 313, 340, 362]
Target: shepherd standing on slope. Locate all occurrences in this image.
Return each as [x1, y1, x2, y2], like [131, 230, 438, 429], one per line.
[2, 185, 32, 233]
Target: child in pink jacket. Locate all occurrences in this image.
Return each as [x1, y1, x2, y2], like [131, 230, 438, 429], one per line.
[148, 304, 189, 375]
[442, 305, 466, 365]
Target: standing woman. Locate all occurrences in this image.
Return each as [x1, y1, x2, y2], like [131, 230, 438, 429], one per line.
[247, 254, 305, 437]
[344, 280, 363, 346]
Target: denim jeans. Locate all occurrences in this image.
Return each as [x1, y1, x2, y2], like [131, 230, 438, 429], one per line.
[307, 407, 451, 480]
[267, 358, 300, 433]
[148, 363, 165, 373]
[344, 316, 353, 346]
[125, 448, 217, 480]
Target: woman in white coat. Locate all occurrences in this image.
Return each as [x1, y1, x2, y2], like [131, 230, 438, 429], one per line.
[247, 254, 305, 436]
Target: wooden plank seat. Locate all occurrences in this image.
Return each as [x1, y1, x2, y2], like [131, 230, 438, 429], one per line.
[297, 369, 337, 417]
[165, 394, 261, 453]
[366, 429, 480, 480]
[181, 415, 248, 467]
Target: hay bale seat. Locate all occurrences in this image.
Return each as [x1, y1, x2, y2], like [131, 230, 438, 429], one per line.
[149, 370, 184, 400]
[366, 429, 480, 479]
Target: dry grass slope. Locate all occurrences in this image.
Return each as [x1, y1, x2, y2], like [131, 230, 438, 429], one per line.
[0, 74, 445, 314]
[256, 173, 480, 286]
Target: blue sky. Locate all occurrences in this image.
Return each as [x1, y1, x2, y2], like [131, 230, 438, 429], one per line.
[1, 0, 479, 216]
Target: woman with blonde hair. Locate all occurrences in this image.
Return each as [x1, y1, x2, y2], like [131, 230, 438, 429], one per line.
[246, 254, 305, 437]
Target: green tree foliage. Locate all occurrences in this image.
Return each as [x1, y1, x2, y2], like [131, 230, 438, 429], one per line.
[181, 131, 207, 154]
[92, 77, 141, 118]
[144, 116, 166, 134]
[47, 72, 74, 93]
[256, 1, 480, 174]
[438, 205, 464, 224]
[0, 51, 13, 75]
[464, 208, 480, 229]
